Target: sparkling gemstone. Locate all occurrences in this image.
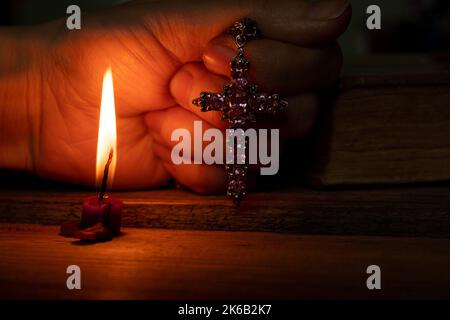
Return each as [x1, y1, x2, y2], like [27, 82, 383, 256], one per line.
[234, 77, 248, 88]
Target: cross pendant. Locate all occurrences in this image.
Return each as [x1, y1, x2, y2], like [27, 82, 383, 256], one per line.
[192, 19, 287, 204]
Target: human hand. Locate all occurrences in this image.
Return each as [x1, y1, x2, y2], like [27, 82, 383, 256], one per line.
[1, 0, 351, 193]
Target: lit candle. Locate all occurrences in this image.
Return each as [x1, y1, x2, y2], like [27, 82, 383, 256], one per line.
[60, 68, 122, 242]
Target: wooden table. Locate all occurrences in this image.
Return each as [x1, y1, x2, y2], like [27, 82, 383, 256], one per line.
[1, 184, 450, 299]
[1, 224, 450, 299]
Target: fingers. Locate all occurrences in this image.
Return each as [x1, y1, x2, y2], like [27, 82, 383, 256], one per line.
[170, 49, 337, 118]
[144, 95, 318, 194]
[145, 105, 224, 152]
[145, 112, 226, 194]
[168, 62, 321, 139]
[109, 118, 172, 189]
[258, 94, 320, 138]
[203, 37, 343, 93]
[129, 0, 351, 62]
[163, 160, 226, 194]
[170, 62, 229, 129]
[248, 0, 352, 46]
[166, 162, 226, 195]
[144, 93, 318, 194]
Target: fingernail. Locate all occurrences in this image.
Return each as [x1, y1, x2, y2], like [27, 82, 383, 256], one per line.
[307, 0, 350, 20]
[210, 43, 236, 61]
[204, 40, 236, 73]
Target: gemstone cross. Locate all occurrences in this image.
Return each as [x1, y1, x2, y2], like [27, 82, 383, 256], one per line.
[192, 18, 288, 204]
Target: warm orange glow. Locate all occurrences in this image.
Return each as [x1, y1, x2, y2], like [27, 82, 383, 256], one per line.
[96, 68, 117, 188]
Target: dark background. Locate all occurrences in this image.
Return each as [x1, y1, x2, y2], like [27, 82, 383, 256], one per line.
[1, 0, 450, 56]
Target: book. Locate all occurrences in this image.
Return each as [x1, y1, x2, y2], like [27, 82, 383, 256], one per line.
[307, 54, 450, 187]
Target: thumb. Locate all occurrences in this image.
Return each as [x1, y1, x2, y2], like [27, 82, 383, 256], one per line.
[130, 0, 351, 62]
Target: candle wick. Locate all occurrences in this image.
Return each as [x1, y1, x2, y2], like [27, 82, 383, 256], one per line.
[99, 148, 114, 203]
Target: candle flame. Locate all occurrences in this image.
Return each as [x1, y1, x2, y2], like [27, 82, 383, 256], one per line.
[96, 68, 117, 189]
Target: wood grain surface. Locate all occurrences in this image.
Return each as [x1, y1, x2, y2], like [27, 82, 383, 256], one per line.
[0, 224, 449, 299]
[1, 187, 450, 237]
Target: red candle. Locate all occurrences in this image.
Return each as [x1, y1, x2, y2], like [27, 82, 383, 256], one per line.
[81, 196, 122, 236]
[60, 68, 122, 242]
